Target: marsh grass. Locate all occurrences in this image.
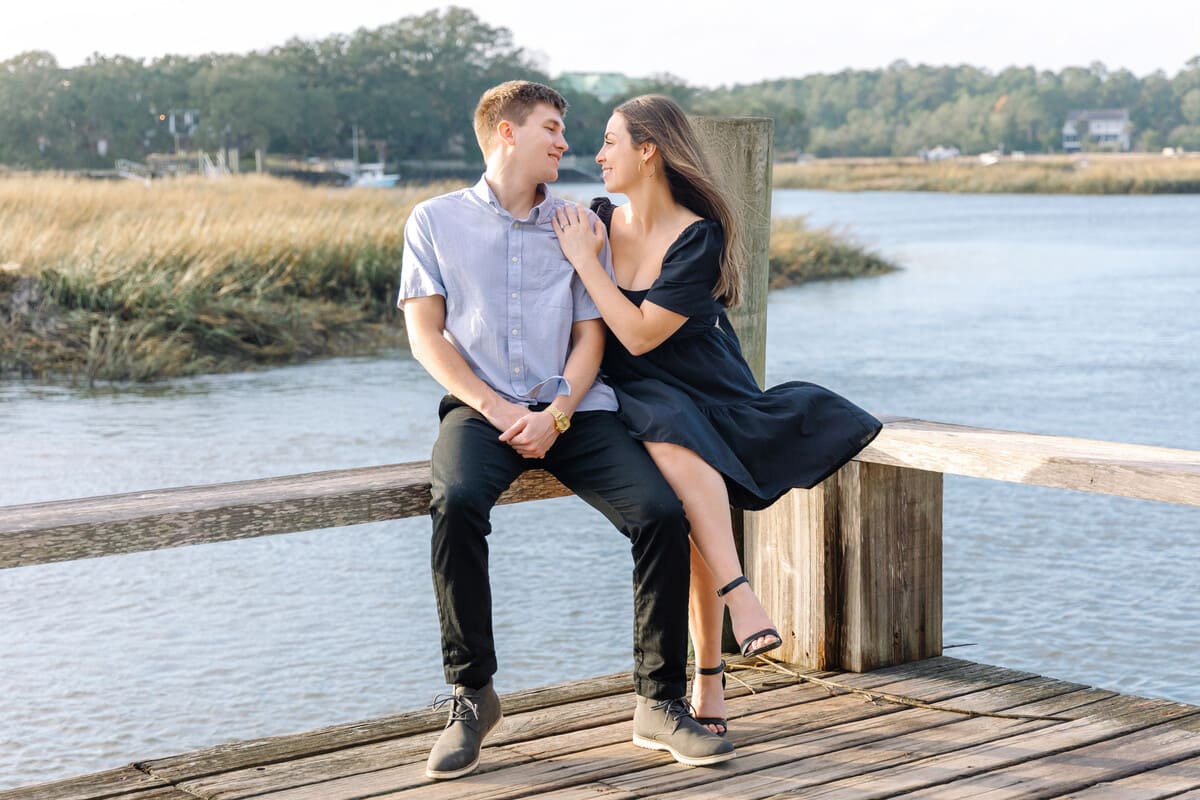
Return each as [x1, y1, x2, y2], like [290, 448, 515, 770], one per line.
[768, 218, 897, 287]
[1, 175, 893, 382]
[774, 154, 1200, 194]
[0, 175, 444, 381]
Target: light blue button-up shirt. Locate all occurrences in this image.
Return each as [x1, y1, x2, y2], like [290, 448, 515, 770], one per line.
[399, 176, 619, 412]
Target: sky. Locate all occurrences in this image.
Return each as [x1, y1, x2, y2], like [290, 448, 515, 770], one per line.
[3, 0, 1198, 87]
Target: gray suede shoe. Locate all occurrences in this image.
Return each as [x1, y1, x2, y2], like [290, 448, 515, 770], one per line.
[425, 680, 503, 780]
[632, 695, 737, 766]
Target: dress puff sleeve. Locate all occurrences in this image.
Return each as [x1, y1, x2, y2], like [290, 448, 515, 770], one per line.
[644, 220, 724, 318]
[589, 197, 616, 229]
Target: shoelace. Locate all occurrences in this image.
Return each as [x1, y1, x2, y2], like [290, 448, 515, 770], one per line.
[650, 697, 697, 724]
[430, 692, 480, 723]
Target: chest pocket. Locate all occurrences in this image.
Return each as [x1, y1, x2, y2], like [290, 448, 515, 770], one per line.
[524, 258, 575, 309]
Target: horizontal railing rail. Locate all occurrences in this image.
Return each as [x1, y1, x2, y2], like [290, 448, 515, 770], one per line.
[861, 417, 1200, 506]
[3, 417, 1196, 571]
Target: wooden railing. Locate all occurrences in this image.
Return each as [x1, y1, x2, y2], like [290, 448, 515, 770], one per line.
[4, 417, 1197, 678]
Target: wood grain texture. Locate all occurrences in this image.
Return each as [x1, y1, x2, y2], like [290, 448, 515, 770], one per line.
[1053, 753, 1200, 798]
[0, 464, 569, 569]
[860, 418, 1200, 506]
[748, 462, 942, 672]
[0, 766, 181, 800]
[692, 116, 773, 385]
[745, 471, 840, 667]
[838, 462, 943, 672]
[15, 657, 1200, 800]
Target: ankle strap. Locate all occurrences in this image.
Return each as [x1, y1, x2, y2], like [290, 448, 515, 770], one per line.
[716, 575, 749, 597]
[697, 659, 727, 676]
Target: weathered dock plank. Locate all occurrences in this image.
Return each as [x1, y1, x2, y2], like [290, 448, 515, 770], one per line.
[7, 657, 1200, 800]
[882, 711, 1200, 799]
[777, 697, 1200, 800]
[1050, 753, 1200, 798]
[166, 662, 806, 800]
[0, 765, 173, 800]
[590, 683, 1113, 800]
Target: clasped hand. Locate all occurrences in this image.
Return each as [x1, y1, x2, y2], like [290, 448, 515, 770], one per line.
[553, 203, 604, 267]
[497, 408, 559, 459]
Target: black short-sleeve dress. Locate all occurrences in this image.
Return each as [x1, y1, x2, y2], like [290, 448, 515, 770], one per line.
[592, 198, 882, 511]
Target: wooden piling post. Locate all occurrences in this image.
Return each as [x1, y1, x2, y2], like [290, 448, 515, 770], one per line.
[692, 117, 773, 384]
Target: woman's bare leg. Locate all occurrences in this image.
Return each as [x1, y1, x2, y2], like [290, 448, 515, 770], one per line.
[688, 541, 726, 732]
[645, 441, 780, 659]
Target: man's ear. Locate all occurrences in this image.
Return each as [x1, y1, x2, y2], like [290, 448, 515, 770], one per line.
[497, 119, 516, 147]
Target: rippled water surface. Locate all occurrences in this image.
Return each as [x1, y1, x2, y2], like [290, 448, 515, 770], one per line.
[1, 188, 1197, 789]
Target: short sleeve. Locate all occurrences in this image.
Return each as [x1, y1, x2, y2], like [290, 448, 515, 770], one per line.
[644, 221, 723, 318]
[398, 203, 445, 307]
[571, 207, 615, 322]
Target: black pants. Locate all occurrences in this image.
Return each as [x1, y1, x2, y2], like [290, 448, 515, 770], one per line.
[429, 395, 691, 700]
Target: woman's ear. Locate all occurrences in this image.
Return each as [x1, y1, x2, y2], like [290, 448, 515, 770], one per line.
[640, 141, 657, 161]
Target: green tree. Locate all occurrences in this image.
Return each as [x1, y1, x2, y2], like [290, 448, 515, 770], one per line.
[70, 55, 156, 164]
[0, 51, 70, 167]
[189, 55, 303, 153]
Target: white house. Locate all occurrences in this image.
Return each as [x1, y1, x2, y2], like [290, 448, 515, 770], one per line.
[1062, 110, 1132, 152]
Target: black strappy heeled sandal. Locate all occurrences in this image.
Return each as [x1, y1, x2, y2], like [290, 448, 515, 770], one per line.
[716, 575, 783, 658]
[693, 659, 728, 737]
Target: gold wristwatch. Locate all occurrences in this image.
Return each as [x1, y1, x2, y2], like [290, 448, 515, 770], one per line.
[546, 404, 570, 433]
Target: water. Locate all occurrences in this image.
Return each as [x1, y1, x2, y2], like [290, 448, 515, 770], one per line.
[1, 188, 1198, 789]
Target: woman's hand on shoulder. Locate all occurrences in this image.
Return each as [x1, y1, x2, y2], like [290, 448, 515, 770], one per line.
[553, 203, 604, 268]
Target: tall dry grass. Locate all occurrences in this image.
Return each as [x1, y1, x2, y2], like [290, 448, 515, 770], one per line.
[1, 175, 438, 381]
[774, 154, 1200, 193]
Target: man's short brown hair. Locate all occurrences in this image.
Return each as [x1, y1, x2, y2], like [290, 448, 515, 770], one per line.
[473, 80, 568, 154]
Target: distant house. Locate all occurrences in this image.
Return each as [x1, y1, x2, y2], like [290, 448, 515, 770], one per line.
[1063, 110, 1131, 152]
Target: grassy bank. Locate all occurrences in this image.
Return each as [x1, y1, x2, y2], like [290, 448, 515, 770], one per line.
[1, 176, 894, 382]
[774, 153, 1200, 193]
[0, 175, 432, 381]
[768, 218, 896, 287]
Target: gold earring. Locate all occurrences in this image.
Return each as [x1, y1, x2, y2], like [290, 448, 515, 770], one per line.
[639, 160, 657, 179]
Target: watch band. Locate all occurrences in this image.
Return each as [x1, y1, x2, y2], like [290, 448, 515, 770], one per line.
[546, 404, 570, 433]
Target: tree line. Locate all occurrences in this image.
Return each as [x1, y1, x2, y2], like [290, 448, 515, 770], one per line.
[2, 6, 1198, 170]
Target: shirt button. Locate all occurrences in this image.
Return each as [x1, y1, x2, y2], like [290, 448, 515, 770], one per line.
[511, 329, 519, 335]
[511, 256, 519, 263]
[511, 293, 518, 299]
[513, 367, 521, 374]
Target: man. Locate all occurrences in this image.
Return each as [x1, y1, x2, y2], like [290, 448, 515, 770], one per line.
[400, 80, 735, 780]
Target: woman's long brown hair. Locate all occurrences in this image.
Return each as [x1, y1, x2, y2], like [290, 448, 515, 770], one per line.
[615, 94, 743, 307]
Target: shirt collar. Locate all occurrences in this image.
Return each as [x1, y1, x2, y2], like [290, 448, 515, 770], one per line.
[469, 174, 558, 224]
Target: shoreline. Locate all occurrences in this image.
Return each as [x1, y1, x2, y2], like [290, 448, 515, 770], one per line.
[0, 174, 896, 384]
[0, 241, 894, 385]
[774, 153, 1200, 194]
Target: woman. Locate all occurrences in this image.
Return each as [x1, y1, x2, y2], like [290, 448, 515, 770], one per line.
[553, 95, 881, 735]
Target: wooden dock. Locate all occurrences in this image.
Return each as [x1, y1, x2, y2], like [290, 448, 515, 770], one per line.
[7, 654, 1200, 799]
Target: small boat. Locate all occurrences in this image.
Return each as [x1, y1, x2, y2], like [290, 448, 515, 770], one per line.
[350, 163, 400, 188]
